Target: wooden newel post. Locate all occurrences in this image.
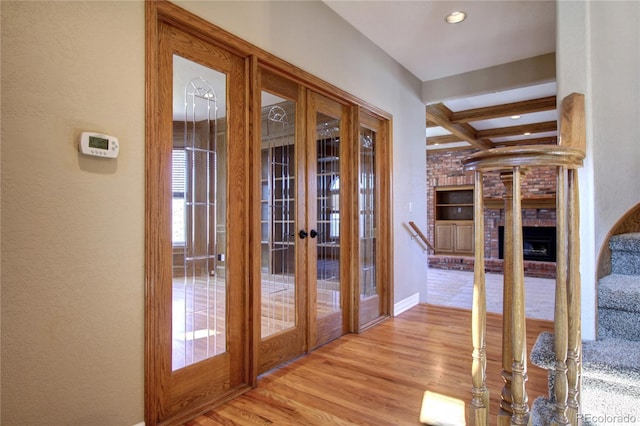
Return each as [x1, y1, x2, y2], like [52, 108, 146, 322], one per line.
[470, 170, 489, 426]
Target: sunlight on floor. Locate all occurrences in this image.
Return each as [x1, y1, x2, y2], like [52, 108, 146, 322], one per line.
[419, 391, 466, 426]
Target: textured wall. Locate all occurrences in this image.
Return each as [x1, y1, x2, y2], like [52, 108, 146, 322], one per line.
[1, 2, 145, 424]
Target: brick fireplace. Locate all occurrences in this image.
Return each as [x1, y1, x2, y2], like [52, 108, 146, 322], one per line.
[427, 148, 558, 279]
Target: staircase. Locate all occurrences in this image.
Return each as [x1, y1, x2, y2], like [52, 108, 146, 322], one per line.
[530, 232, 640, 424]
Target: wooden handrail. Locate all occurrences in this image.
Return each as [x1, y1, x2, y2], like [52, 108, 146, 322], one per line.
[408, 221, 435, 253]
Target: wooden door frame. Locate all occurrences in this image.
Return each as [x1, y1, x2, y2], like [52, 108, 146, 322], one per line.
[146, 2, 394, 423]
[146, 4, 251, 425]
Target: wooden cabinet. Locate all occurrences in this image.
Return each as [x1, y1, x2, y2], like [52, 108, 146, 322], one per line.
[434, 186, 474, 255]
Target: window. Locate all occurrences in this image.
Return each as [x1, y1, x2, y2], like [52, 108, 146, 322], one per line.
[172, 149, 186, 245]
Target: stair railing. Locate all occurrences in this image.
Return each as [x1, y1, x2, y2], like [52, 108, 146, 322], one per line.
[462, 93, 586, 426]
[408, 221, 435, 253]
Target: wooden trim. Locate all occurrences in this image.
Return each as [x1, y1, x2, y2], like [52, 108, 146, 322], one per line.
[145, 1, 160, 423]
[492, 136, 557, 148]
[559, 93, 586, 153]
[349, 106, 360, 333]
[426, 103, 492, 150]
[450, 96, 557, 124]
[476, 121, 557, 139]
[484, 196, 556, 210]
[427, 134, 462, 146]
[596, 202, 640, 279]
[249, 55, 261, 387]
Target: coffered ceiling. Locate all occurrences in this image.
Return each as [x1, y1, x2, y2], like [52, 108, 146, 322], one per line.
[323, 1, 558, 152]
[426, 81, 558, 151]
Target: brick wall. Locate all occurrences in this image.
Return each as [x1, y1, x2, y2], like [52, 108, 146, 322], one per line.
[426, 148, 558, 278]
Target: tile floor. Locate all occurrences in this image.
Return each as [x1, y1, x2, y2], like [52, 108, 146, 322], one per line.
[426, 267, 555, 321]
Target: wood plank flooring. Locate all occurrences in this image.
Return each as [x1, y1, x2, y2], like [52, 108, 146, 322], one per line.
[186, 304, 554, 425]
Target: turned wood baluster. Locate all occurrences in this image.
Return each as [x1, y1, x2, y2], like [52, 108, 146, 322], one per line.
[553, 167, 570, 425]
[511, 166, 530, 425]
[498, 172, 515, 425]
[471, 170, 489, 426]
[566, 168, 582, 424]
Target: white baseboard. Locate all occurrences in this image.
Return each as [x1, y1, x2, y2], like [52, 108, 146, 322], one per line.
[394, 292, 420, 316]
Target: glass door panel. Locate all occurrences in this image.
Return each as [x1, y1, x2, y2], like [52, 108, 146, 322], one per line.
[315, 115, 342, 319]
[261, 95, 296, 339]
[172, 55, 228, 371]
[358, 123, 380, 326]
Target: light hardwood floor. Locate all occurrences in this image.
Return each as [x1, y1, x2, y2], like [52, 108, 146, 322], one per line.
[186, 304, 553, 425]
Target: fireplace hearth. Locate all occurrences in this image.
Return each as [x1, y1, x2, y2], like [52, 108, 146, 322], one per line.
[499, 226, 556, 263]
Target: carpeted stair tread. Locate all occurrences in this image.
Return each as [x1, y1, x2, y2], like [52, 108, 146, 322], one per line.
[598, 274, 640, 312]
[531, 397, 554, 426]
[530, 333, 640, 381]
[581, 375, 640, 423]
[609, 232, 640, 253]
[530, 331, 555, 370]
[532, 377, 640, 425]
[582, 338, 640, 383]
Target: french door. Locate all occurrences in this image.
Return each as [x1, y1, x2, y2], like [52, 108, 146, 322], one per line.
[146, 21, 249, 425]
[147, 3, 392, 424]
[256, 70, 351, 373]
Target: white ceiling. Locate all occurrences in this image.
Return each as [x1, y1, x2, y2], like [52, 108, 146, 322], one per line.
[323, 0, 558, 151]
[323, 0, 556, 83]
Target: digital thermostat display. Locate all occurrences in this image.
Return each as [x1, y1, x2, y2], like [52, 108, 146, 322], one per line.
[79, 132, 119, 158]
[89, 136, 109, 150]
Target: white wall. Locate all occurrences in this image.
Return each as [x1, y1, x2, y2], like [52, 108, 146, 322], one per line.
[1, 1, 426, 424]
[556, 0, 640, 340]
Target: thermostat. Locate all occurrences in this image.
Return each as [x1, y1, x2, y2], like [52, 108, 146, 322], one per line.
[79, 132, 119, 158]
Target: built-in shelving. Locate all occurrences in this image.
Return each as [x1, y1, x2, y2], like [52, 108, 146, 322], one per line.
[434, 185, 474, 255]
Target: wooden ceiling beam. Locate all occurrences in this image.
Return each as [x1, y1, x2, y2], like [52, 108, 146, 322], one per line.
[476, 120, 557, 139]
[427, 144, 478, 153]
[449, 96, 557, 123]
[426, 134, 463, 146]
[426, 103, 493, 150]
[491, 136, 558, 148]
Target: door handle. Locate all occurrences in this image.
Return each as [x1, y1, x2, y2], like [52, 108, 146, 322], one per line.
[299, 230, 308, 239]
[310, 229, 321, 239]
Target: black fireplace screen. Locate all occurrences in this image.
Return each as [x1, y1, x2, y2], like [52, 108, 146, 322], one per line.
[498, 226, 557, 262]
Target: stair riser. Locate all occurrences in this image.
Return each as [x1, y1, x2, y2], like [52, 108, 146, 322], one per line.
[611, 251, 640, 275]
[598, 309, 640, 340]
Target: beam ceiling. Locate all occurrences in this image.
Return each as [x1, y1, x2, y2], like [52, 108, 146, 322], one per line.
[426, 95, 558, 151]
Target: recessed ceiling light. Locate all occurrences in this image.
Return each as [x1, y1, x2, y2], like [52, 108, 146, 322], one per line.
[524, 132, 531, 136]
[445, 11, 467, 24]
[511, 115, 521, 120]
